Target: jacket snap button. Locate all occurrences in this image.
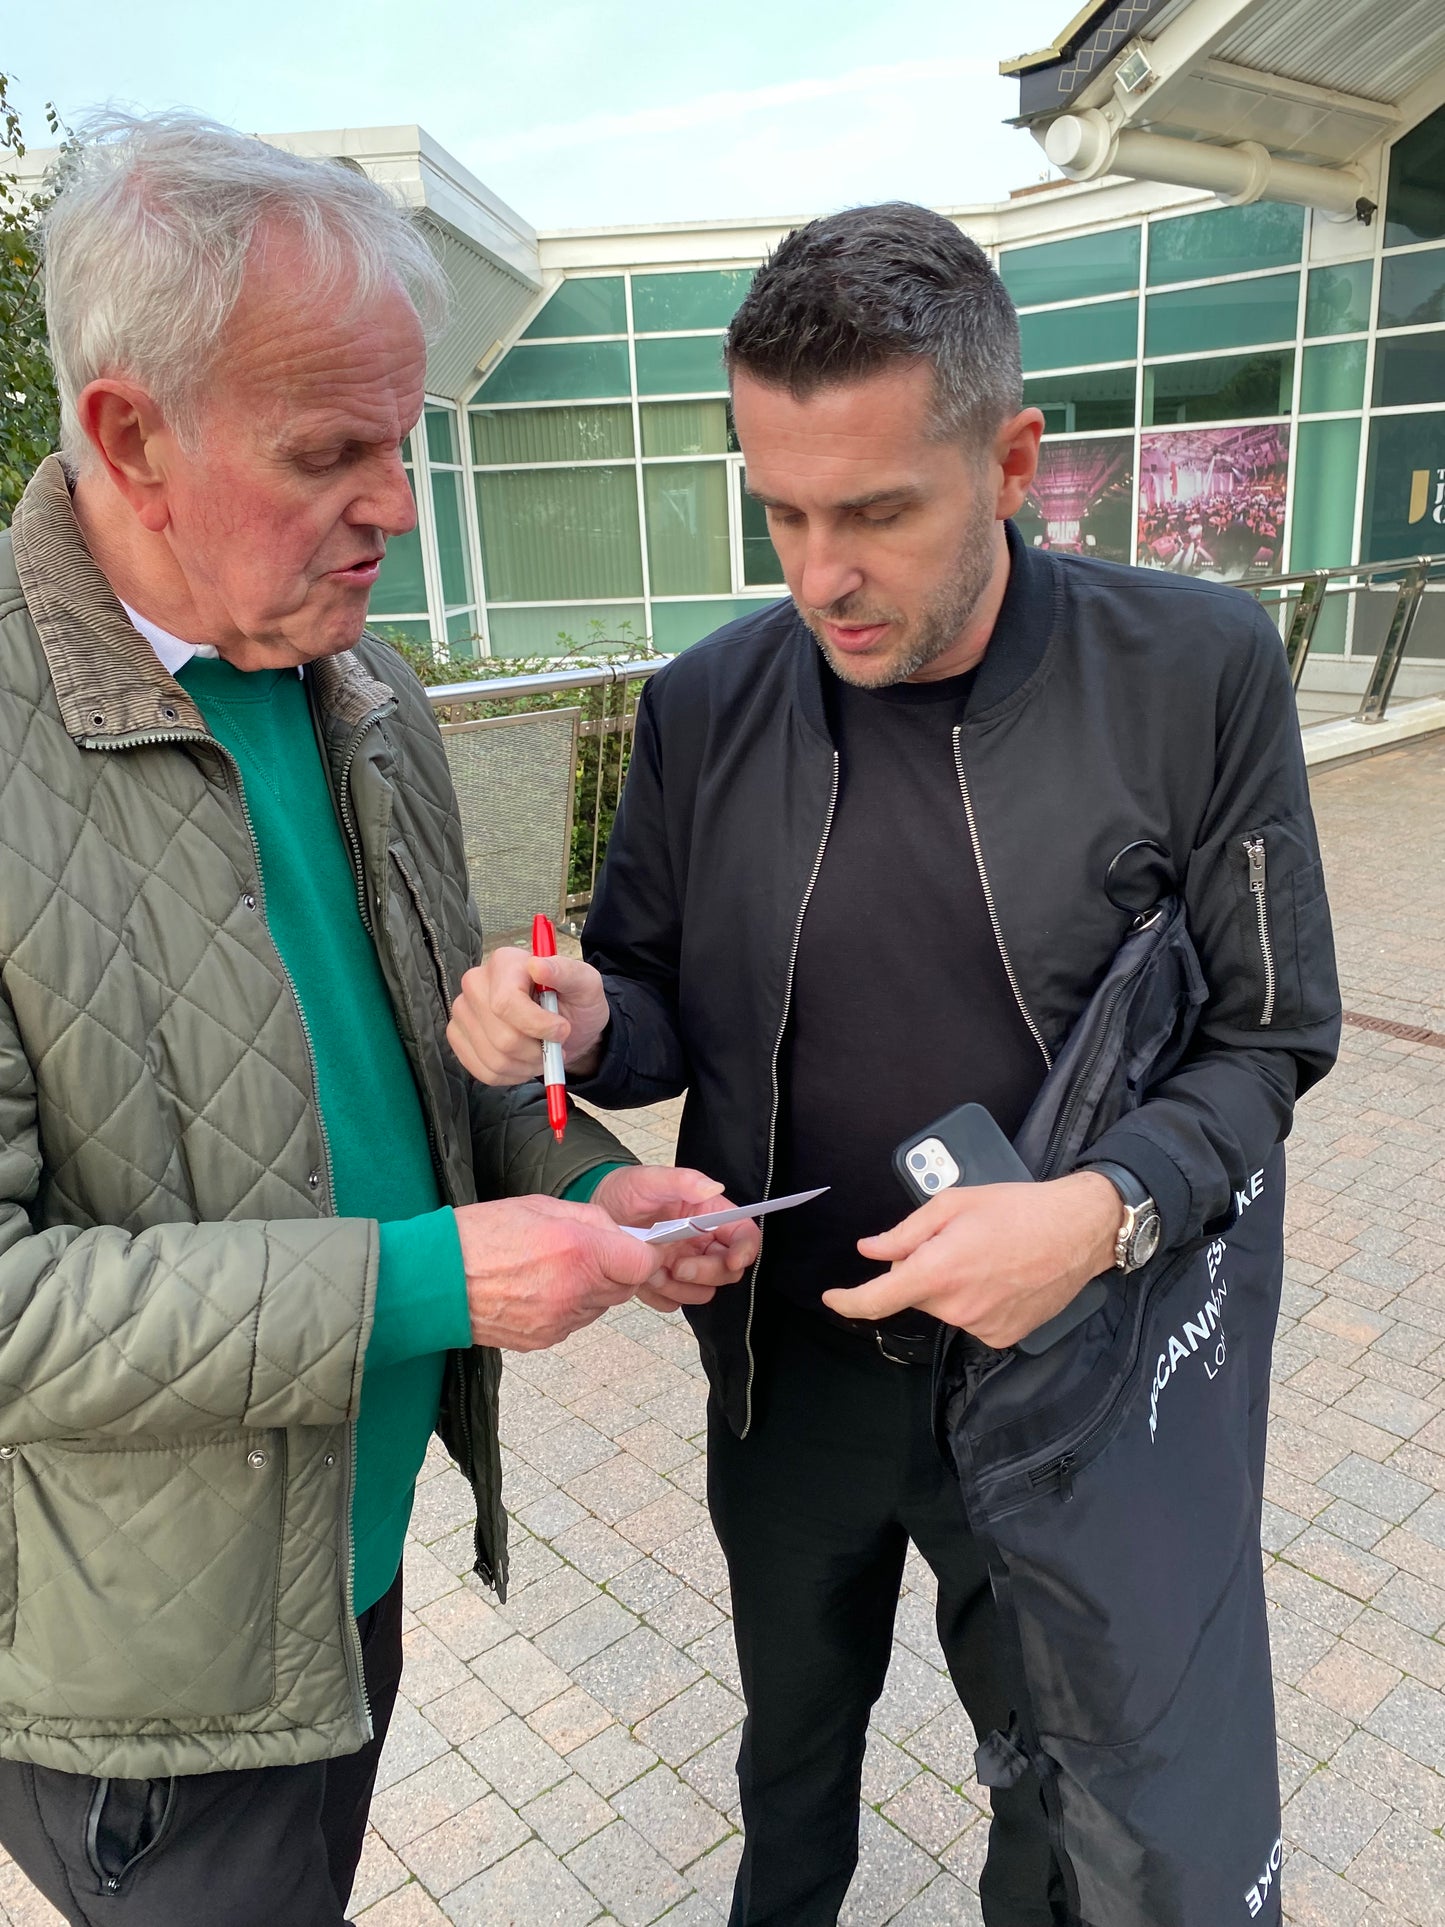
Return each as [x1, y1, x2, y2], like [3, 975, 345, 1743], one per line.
[161, 704, 178, 722]
[323, 1452, 336, 1467]
[307, 1170, 321, 1190]
[90, 712, 106, 729]
[247, 1448, 268, 1469]
[241, 891, 257, 911]
[0, 1445, 16, 1460]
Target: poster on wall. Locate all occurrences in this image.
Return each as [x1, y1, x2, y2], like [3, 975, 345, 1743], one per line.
[1137, 424, 1289, 580]
[1015, 436, 1134, 562]
[1361, 413, 1445, 562]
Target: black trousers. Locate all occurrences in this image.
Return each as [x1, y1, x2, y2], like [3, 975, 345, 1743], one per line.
[708, 1297, 1068, 1927]
[0, 1571, 403, 1927]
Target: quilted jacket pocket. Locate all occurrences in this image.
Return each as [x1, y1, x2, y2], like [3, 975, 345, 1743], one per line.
[0, 1433, 284, 1721]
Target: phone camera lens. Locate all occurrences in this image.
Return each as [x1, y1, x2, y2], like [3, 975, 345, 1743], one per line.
[908, 1151, 928, 1172]
[923, 1172, 940, 1190]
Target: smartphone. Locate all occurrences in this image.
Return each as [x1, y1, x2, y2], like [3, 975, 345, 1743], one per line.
[893, 1103, 1107, 1355]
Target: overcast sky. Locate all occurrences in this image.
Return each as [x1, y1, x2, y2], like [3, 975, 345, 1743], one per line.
[7, 0, 1074, 228]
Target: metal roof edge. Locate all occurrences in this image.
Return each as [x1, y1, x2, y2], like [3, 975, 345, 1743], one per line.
[999, 0, 1121, 76]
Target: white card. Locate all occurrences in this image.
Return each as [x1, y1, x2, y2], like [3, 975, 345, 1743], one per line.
[621, 1186, 829, 1245]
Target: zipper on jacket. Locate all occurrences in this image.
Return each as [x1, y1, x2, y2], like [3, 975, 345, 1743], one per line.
[332, 703, 394, 936]
[339, 1403, 374, 1739]
[952, 731, 1052, 1072]
[1028, 1451, 1076, 1503]
[1244, 836, 1276, 1027]
[742, 751, 840, 1437]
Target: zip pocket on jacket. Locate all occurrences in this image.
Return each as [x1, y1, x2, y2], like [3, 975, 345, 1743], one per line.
[1243, 835, 1276, 1027]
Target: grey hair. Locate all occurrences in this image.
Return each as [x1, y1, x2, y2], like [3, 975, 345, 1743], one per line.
[44, 109, 450, 464]
[725, 203, 1022, 450]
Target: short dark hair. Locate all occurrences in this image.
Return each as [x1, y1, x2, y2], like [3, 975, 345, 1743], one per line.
[725, 202, 1022, 447]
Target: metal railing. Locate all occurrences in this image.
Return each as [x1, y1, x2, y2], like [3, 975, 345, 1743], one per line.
[1243, 553, 1445, 725]
[427, 657, 668, 919]
[423, 557, 1445, 922]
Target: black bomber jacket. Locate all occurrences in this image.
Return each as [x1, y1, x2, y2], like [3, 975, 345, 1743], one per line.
[578, 532, 1342, 1433]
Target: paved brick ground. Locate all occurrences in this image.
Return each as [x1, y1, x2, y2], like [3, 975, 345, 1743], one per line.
[2, 735, 1443, 1927]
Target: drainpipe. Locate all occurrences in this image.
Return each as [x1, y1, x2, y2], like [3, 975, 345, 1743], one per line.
[1042, 108, 1375, 222]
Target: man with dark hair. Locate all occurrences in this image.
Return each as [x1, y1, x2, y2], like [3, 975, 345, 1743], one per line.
[451, 202, 1339, 1927]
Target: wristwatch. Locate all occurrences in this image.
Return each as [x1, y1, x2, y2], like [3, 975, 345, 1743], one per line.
[1085, 1161, 1162, 1274]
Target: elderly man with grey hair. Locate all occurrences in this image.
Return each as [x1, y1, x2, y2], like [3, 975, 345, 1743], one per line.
[0, 112, 758, 1925]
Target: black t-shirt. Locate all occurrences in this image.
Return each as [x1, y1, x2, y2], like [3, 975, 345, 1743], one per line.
[761, 622, 1049, 1327]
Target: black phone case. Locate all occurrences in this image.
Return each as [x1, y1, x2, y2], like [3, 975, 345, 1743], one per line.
[893, 1103, 1107, 1354]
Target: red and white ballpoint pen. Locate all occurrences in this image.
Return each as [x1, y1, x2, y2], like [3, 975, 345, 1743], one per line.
[532, 914, 568, 1143]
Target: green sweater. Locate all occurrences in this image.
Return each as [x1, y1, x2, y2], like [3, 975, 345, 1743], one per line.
[179, 658, 615, 1611]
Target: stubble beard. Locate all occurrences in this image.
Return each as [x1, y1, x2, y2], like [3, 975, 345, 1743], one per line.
[802, 498, 1000, 690]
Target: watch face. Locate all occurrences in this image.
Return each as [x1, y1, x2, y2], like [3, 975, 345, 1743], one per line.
[1132, 1214, 1162, 1270]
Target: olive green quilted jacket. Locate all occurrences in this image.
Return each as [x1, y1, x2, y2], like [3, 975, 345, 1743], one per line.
[0, 458, 630, 1778]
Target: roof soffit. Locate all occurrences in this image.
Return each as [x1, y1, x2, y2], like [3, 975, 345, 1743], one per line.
[1012, 0, 1445, 172]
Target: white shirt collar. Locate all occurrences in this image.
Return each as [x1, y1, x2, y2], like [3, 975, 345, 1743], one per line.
[120, 602, 302, 679]
[120, 601, 219, 676]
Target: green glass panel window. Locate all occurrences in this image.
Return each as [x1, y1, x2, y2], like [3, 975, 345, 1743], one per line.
[1290, 418, 1361, 573]
[651, 598, 779, 652]
[632, 270, 754, 333]
[1144, 351, 1293, 425]
[1018, 298, 1136, 373]
[740, 480, 783, 586]
[1147, 202, 1304, 286]
[999, 226, 1140, 308]
[425, 406, 459, 465]
[475, 340, 632, 405]
[1373, 334, 1445, 409]
[1022, 366, 1135, 433]
[1300, 340, 1366, 414]
[1361, 410, 1445, 561]
[369, 616, 434, 647]
[477, 467, 643, 601]
[430, 469, 472, 606]
[471, 405, 634, 464]
[1305, 260, 1373, 338]
[1385, 103, 1445, 248]
[371, 474, 427, 615]
[643, 462, 731, 595]
[635, 335, 727, 396]
[1379, 247, 1445, 329]
[486, 603, 648, 657]
[1144, 274, 1298, 357]
[640, 400, 734, 456]
[521, 277, 627, 339]
[444, 610, 479, 649]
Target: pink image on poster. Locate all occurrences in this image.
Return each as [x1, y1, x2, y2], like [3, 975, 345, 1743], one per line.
[1137, 424, 1289, 580]
[1016, 437, 1133, 561]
